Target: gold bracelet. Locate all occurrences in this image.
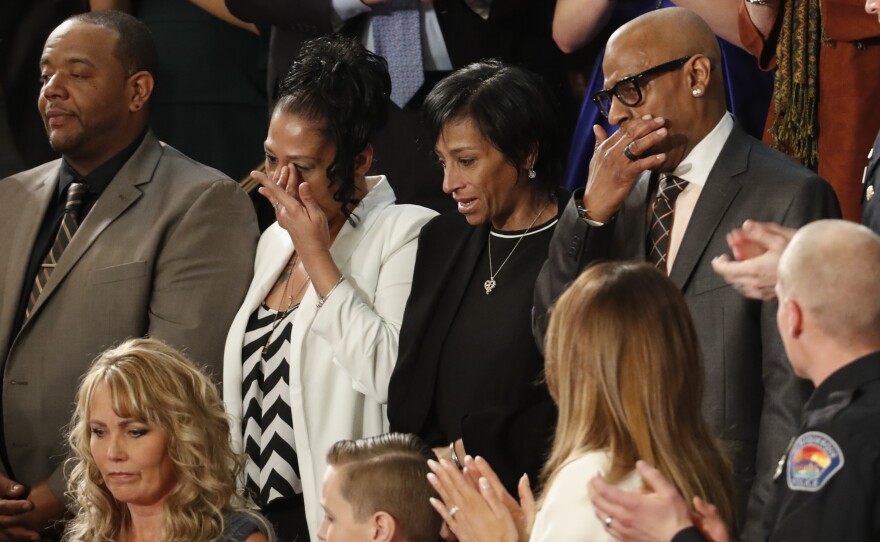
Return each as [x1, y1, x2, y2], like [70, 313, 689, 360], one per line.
[316, 276, 345, 308]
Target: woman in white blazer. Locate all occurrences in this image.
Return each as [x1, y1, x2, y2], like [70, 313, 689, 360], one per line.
[222, 36, 436, 542]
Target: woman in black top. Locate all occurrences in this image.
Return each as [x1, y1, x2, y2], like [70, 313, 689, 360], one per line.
[388, 60, 567, 493]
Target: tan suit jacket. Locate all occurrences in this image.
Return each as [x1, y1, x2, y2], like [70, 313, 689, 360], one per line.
[0, 132, 258, 499]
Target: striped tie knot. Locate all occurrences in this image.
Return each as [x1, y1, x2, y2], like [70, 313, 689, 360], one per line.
[64, 182, 88, 220]
[648, 175, 689, 272]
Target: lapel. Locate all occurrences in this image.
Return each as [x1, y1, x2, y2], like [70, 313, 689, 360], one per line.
[0, 167, 57, 357]
[390, 214, 487, 431]
[668, 125, 748, 290]
[617, 170, 656, 261]
[287, 177, 397, 376]
[327, 176, 396, 272]
[22, 133, 160, 325]
[417, 222, 487, 361]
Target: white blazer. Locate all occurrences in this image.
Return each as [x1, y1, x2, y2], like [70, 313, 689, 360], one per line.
[530, 451, 642, 542]
[223, 177, 437, 538]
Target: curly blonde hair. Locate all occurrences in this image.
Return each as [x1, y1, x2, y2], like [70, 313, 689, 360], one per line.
[63, 338, 271, 542]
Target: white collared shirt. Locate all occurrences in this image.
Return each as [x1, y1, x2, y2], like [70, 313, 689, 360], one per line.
[666, 112, 735, 270]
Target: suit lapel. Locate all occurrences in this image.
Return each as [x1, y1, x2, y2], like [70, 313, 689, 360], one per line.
[327, 177, 396, 271]
[668, 125, 748, 290]
[391, 218, 487, 431]
[0, 168, 57, 357]
[617, 170, 656, 261]
[23, 134, 160, 323]
[419, 224, 487, 357]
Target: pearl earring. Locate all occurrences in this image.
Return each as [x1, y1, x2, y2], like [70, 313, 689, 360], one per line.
[692, 88, 703, 96]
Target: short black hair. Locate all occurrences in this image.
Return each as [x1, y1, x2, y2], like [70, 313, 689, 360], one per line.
[422, 60, 562, 195]
[275, 35, 392, 224]
[69, 10, 159, 78]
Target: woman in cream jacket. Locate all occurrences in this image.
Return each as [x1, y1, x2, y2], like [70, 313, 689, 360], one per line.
[222, 36, 435, 541]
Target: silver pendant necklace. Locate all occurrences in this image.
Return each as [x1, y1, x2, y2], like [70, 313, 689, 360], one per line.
[485, 200, 551, 295]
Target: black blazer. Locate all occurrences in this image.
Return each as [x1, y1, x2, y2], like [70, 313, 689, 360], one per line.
[534, 123, 841, 540]
[389, 197, 567, 493]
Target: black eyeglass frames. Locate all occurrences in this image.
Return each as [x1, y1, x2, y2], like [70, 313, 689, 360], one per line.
[592, 56, 692, 118]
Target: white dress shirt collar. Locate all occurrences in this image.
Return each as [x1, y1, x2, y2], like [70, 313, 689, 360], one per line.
[670, 112, 734, 186]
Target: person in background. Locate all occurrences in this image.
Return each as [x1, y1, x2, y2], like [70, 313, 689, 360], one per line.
[589, 220, 880, 542]
[65, 338, 272, 542]
[222, 35, 436, 541]
[90, 1, 273, 228]
[533, 8, 840, 539]
[739, 0, 880, 220]
[0, 11, 257, 540]
[317, 433, 441, 542]
[426, 262, 734, 542]
[388, 60, 565, 497]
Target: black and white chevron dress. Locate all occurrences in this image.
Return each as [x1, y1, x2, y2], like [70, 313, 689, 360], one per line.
[241, 303, 303, 507]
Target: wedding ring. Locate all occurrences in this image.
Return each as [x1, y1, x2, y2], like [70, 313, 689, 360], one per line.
[623, 144, 639, 162]
[604, 516, 613, 527]
[274, 202, 281, 210]
[449, 506, 460, 519]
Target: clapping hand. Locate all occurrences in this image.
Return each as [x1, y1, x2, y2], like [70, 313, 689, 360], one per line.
[426, 456, 533, 542]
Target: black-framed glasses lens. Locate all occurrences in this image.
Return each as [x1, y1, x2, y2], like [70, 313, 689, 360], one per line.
[592, 56, 691, 117]
[592, 80, 642, 118]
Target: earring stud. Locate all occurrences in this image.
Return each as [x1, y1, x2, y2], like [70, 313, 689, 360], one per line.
[527, 168, 537, 179]
[692, 88, 703, 96]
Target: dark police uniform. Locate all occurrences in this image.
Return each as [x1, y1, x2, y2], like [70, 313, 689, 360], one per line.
[673, 351, 880, 542]
[863, 130, 880, 234]
[761, 351, 880, 540]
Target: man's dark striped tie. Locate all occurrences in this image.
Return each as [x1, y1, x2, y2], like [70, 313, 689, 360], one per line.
[26, 182, 88, 319]
[647, 175, 689, 272]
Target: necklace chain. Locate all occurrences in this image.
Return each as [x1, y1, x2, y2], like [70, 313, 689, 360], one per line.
[484, 200, 551, 295]
[262, 254, 311, 357]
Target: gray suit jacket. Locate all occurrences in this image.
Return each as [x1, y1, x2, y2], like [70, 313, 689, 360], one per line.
[0, 132, 259, 499]
[534, 124, 841, 540]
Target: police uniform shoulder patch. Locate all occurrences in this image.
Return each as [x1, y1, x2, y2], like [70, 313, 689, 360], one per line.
[787, 431, 845, 492]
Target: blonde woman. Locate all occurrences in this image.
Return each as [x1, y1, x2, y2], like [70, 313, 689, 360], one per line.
[64, 338, 272, 542]
[427, 262, 734, 542]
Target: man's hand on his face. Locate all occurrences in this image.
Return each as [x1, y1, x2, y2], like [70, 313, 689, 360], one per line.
[583, 115, 668, 223]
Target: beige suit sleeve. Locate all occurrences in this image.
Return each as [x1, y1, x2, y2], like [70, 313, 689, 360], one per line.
[147, 178, 258, 383]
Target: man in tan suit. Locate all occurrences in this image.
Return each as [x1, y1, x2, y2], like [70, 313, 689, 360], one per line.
[0, 11, 258, 539]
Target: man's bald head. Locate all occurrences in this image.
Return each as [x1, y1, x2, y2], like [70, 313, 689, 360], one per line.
[609, 8, 722, 70]
[778, 220, 880, 347]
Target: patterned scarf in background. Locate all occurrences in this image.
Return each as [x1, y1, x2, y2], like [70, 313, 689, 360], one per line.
[770, 0, 822, 170]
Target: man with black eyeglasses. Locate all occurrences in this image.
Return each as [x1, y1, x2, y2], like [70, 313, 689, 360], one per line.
[533, 7, 840, 541]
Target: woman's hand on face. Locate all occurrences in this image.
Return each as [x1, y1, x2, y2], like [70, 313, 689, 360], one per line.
[427, 458, 521, 542]
[256, 166, 332, 258]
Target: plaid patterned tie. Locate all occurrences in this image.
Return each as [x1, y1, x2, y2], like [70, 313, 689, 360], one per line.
[371, 0, 424, 108]
[647, 175, 689, 272]
[26, 182, 88, 318]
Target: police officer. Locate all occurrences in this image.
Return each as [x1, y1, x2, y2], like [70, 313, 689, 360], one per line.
[586, 219, 880, 542]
